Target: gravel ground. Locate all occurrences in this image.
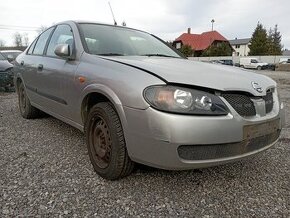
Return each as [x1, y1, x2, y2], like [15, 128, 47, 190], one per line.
[0, 71, 289, 217]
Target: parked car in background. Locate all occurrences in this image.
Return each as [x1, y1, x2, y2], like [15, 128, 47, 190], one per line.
[240, 57, 268, 70]
[210, 60, 233, 66]
[210, 60, 222, 64]
[0, 50, 22, 63]
[14, 21, 285, 180]
[276, 58, 290, 71]
[279, 58, 290, 64]
[219, 59, 233, 66]
[0, 52, 14, 91]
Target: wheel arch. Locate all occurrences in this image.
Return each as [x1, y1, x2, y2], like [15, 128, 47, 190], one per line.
[80, 84, 126, 127]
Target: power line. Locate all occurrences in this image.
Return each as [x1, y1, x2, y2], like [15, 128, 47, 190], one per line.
[0, 24, 39, 32]
[0, 24, 39, 29]
[0, 27, 38, 32]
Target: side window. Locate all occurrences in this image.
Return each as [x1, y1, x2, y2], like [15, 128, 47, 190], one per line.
[33, 27, 54, 55]
[251, 59, 258, 63]
[27, 39, 37, 55]
[46, 25, 74, 57]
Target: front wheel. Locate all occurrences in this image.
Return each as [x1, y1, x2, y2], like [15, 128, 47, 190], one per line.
[85, 102, 134, 180]
[257, 66, 262, 70]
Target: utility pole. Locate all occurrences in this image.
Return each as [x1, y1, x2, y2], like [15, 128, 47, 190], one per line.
[211, 19, 215, 31]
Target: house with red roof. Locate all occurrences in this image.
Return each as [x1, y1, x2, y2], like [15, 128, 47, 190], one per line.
[173, 28, 232, 56]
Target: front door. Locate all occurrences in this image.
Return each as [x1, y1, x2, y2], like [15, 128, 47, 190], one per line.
[36, 24, 78, 119]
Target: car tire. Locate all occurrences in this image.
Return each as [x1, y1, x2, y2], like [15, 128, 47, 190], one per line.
[240, 65, 244, 68]
[18, 82, 41, 119]
[85, 102, 134, 180]
[257, 66, 262, 70]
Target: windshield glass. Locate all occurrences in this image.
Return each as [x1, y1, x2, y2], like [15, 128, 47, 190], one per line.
[0, 52, 5, 60]
[79, 24, 181, 58]
[1, 51, 22, 59]
[251, 59, 259, 63]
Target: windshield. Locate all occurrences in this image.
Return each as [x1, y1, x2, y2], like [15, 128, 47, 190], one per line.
[79, 24, 181, 58]
[1, 51, 21, 60]
[0, 52, 5, 60]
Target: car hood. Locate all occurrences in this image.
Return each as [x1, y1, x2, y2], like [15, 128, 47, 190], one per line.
[0, 60, 13, 72]
[103, 56, 275, 96]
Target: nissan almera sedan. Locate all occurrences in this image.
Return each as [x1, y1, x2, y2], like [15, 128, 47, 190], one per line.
[14, 21, 285, 180]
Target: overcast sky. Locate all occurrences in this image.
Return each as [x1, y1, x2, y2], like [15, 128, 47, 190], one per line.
[0, 0, 289, 49]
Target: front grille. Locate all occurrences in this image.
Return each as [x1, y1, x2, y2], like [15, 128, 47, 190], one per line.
[263, 91, 274, 113]
[178, 130, 280, 161]
[222, 91, 274, 117]
[222, 93, 256, 116]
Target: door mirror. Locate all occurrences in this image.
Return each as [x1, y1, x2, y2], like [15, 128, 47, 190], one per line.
[54, 44, 72, 58]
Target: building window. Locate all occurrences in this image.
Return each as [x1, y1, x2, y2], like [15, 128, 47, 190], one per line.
[176, 42, 181, 49]
[235, 45, 240, 49]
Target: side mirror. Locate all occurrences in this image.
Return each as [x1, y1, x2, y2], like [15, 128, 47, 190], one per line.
[54, 44, 73, 59]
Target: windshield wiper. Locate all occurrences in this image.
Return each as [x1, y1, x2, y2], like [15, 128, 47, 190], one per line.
[97, 53, 124, 56]
[140, 54, 180, 58]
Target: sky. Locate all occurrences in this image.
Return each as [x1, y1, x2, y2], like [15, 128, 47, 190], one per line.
[0, 0, 289, 49]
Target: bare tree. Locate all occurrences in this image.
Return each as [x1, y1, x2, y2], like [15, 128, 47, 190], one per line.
[23, 33, 29, 46]
[13, 32, 23, 47]
[37, 25, 48, 34]
[0, 39, 5, 47]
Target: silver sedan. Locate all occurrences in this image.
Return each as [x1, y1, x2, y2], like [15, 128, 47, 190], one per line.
[14, 21, 285, 180]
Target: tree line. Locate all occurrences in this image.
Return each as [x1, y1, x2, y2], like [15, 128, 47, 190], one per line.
[0, 32, 30, 47]
[249, 23, 282, 55]
[0, 26, 47, 48]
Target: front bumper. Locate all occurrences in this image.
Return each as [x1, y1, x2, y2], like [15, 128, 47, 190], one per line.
[123, 102, 285, 170]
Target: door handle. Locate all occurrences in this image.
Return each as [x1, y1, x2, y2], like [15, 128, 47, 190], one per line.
[38, 64, 43, 71]
[20, 61, 24, 66]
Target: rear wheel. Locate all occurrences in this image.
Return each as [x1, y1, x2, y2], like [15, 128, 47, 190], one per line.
[240, 65, 244, 68]
[18, 82, 41, 119]
[257, 66, 262, 70]
[85, 102, 134, 180]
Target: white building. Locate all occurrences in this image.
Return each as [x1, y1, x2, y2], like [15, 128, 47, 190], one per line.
[229, 38, 251, 56]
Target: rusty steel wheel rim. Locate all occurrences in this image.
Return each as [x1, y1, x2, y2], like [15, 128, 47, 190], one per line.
[90, 117, 112, 169]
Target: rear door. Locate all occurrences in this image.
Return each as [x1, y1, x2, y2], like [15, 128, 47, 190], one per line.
[19, 27, 55, 104]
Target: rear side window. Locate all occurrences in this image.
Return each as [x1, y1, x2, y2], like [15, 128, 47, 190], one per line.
[27, 40, 37, 55]
[33, 27, 54, 55]
[46, 25, 74, 57]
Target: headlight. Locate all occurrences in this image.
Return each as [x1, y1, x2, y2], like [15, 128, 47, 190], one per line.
[144, 85, 228, 115]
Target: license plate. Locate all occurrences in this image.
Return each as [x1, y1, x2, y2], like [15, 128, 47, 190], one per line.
[243, 119, 280, 140]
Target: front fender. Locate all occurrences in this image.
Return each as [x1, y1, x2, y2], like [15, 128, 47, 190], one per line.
[80, 83, 129, 137]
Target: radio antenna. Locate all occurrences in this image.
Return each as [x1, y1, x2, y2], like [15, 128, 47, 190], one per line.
[108, 2, 117, 25]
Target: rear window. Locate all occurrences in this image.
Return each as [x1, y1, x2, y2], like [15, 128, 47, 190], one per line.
[27, 40, 37, 55]
[33, 27, 54, 55]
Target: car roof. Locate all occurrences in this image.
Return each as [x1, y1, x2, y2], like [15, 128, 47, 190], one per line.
[56, 20, 150, 35]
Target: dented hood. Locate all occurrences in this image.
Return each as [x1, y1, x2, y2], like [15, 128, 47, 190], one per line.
[105, 56, 275, 96]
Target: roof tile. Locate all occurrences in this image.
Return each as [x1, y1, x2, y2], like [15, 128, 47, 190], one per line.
[175, 31, 228, 51]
